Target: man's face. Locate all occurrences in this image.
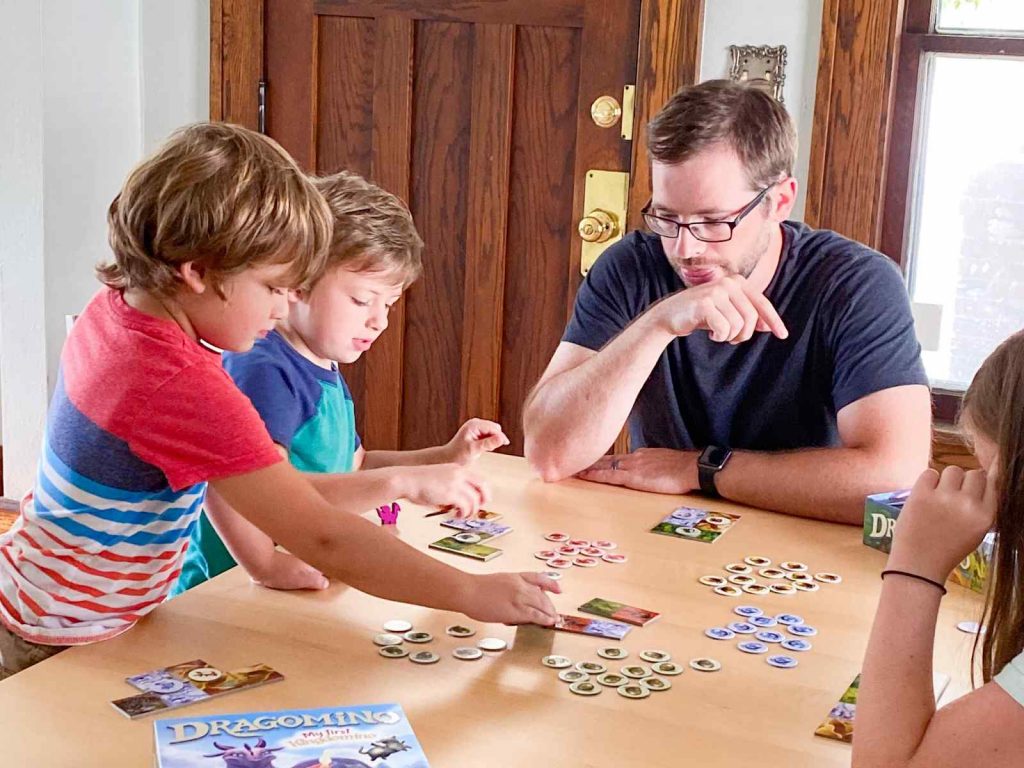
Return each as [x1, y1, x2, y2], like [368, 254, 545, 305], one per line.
[649, 144, 781, 287]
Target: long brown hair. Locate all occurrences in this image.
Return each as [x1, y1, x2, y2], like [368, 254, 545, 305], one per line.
[961, 330, 1024, 683]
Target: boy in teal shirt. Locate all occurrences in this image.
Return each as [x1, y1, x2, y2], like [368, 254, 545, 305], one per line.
[175, 171, 509, 593]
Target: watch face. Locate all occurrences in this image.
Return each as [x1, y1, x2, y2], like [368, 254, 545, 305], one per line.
[701, 446, 731, 469]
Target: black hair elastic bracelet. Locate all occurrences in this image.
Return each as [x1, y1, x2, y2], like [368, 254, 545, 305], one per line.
[880, 569, 947, 595]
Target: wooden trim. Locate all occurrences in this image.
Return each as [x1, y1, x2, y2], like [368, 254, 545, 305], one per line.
[363, 16, 415, 450]
[879, 34, 921, 263]
[912, 33, 1024, 55]
[804, 0, 904, 250]
[905, 0, 932, 33]
[459, 25, 516, 424]
[628, 0, 704, 230]
[210, 0, 265, 129]
[313, 0, 584, 28]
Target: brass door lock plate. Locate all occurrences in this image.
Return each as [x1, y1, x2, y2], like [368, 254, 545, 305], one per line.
[579, 170, 629, 276]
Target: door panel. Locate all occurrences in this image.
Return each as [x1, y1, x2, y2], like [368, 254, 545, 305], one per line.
[263, 0, 642, 453]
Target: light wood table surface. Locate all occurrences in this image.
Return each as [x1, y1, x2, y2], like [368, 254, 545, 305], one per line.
[0, 453, 983, 766]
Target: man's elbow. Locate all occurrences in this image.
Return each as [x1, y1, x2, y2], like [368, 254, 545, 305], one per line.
[525, 436, 573, 483]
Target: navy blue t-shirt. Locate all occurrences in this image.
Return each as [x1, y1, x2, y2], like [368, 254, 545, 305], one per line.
[562, 222, 928, 452]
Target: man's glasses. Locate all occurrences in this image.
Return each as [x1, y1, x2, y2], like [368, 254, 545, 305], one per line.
[641, 185, 774, 243]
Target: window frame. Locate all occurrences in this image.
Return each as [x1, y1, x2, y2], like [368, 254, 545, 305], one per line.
[881, 0, 1024, 421]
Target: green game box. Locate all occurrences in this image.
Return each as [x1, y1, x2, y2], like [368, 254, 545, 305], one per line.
[864, 490, 995, 594]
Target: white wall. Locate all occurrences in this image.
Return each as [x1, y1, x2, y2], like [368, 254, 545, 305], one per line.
[0, 0, 209, 498]
[700, 0, 825, 221]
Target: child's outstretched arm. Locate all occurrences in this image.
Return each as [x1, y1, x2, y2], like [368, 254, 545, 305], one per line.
[210, 461, 561, 625]
[359, 418, 509, 469]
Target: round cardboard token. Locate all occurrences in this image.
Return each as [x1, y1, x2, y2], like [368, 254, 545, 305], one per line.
[689, 657, 722, 672]
[705, 627, 736, 640]
[699, 575, 728, 587]
[759, 568, 787, 579]
[957, 620, 983, 634]
[781, 638, 812, 652]
[787, 624, 818, 637]
[638, 650, 670, 664]
[573, 556, 599, 568]
[767, 654, 798, 669]
[620, 664, 652, 679]
[477, 637, 507, 652]
[452, 647, 484, 661]
[544, 532, 570, 542]
[575, 661, 607, 674]
[539, 570, 563, 581]
[733, 605, 763, 618]
[785, 572, 813, 583]
[749, 615, 778, 628]
[675, 526, 702, 538]
[454, 532, 482, 544]
[737, 641, 769, 654]
[602, 553, 627, 564]
[780, 561, 808, 573]
[652, 661, 683, 676]
[373, 633, 404, 647]
[446, 624, 476, 638]
[617, 683, 651, 699]
[742, 583, 771, 595]
[592, 540, 617, 550]
[186, 667, 224, 683]
[597, 647, 629, 660]
[596, 672, 628, 687]
[724, 563, 752, 574]
[755, 631, 785, 644]
[569, 680, 602, 696]
[541, 655, 573, 669]
[534, 550, 558, 560]
[403, 631, 433, 644]
[714, 585, 743, 597]
[580, 546, 604, 557]
[144, 678, 186, 695]
[705, 515, 731, 527]
[379, 645, 409, 658]
[776, 614, 804, 626]
[793, 580, 820, 592]
[728, 575, 756, 586]
[727, 621, 757, 635]
[814, 572, 842, 584]
[558, 669, 589, 683]
[744, 556, 772, 567]
[557, 545, 580, 556]
[382, 619, 413, 634]
[545, 557, 573, 569]
[769, 583, 797, 595]
[409, 651, 440, 664]
[568, 539, 590, 548]
[641, 676, 672, 691]
[464, 519, 488, 529]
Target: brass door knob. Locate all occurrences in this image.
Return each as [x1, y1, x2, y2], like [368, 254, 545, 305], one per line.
[578, 209, 619, 243]
[590, 95, 622, 128]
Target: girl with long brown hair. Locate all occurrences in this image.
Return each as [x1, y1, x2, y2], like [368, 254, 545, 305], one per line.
[854, 330, 1024, 767]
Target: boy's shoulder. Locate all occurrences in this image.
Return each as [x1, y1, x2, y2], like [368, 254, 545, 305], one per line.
[224, 330, 342, 396]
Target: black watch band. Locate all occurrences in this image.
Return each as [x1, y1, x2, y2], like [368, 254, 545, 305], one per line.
[698, 463, 721, 497]
[697, 446, 732, 498]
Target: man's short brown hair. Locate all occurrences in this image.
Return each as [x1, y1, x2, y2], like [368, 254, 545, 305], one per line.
[99, 122, 332, 297]
[646, 80, 797, 189]
[311, 171, 423, 288]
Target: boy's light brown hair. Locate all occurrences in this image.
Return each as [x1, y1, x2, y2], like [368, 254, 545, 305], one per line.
[646, 79, 797, 190]
[99, 122, 332, 297]
[311, 171, 423, 288]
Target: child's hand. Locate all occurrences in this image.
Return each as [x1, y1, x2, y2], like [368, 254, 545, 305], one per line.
[444, 419, 510, 465]
[402, 463, 490, 518]
[250, 552, 330, 592]
[887, 466, 997, 584]
[462, 572, 562, 626]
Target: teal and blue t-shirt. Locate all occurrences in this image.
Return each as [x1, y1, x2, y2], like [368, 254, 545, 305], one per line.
[172, 330, 360, 594]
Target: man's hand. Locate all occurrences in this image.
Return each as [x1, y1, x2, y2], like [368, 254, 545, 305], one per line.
[443, 419, 510, 465]
[653, 274, 788, 343]
[575, 448, 700, 494]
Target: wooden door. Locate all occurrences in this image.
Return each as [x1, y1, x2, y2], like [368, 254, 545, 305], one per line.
[212, 0, 703, 454]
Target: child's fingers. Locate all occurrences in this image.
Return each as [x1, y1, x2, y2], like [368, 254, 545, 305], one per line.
[522, 571, 562, 594]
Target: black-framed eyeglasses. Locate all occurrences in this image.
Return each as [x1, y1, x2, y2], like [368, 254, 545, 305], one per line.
[641, 184, 774, 243]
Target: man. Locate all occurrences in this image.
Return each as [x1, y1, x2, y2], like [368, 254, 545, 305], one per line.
[523, 80, 931, 524]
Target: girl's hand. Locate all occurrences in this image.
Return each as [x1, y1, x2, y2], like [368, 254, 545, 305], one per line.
[887, 466, 997, 583]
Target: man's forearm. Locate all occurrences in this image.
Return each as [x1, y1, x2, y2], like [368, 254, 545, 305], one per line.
[715, 447, 918, 524]
[524, 313, 673, 480]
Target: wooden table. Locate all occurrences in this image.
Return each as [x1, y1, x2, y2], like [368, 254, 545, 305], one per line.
[0, 453, 983, 766]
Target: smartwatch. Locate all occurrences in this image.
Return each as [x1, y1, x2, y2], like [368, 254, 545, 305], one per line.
[698, 446, 732, 498]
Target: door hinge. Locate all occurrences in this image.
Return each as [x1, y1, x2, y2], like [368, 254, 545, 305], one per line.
[257, 80, 267, 134]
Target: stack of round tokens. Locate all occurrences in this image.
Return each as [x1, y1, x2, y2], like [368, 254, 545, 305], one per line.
[539, 533, 626, 569]
[542, 652, 679, 698]
[374, 620, 505, 664]
[697, 556, 843, 598]
[705, 607, 818, 660]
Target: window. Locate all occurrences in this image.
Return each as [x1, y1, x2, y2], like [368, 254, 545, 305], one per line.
[883, 0, 1024, 420]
